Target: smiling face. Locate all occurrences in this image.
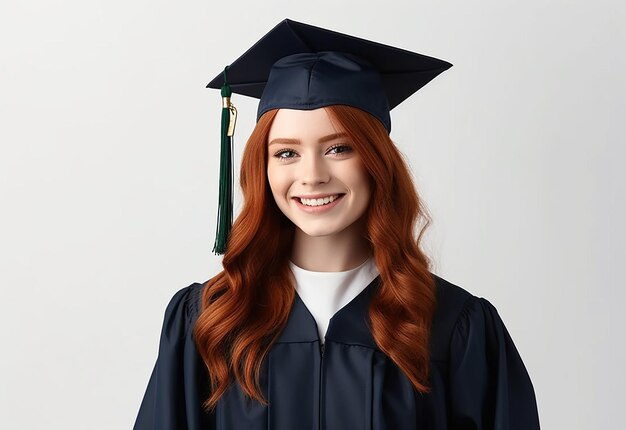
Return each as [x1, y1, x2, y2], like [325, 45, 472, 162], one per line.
[266, 107, 372, 238]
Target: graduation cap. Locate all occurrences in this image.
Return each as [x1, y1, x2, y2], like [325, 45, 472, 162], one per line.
[206, 18, 453, 255]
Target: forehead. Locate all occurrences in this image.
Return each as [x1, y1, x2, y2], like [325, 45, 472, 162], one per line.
[268, 108, 341, 140]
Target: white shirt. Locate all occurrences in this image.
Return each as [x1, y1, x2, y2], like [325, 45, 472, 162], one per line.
[288, 256, 380, 344]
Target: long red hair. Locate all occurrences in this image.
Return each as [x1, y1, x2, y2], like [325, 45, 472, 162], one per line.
[193, 105, 436, 411]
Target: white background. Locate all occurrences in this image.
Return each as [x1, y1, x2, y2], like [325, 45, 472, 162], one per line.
[1, 1, 624, 428]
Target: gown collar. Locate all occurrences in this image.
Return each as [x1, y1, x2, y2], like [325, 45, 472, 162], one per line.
[276, 274, 382, 351]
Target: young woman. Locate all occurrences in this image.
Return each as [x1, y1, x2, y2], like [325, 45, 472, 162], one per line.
[134, 19, 540, 430]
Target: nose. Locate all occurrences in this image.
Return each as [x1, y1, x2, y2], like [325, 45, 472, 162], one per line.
[299, 153, 330, 186]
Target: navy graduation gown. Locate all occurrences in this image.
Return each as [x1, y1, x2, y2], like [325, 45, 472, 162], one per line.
[134, 274, 540, 429]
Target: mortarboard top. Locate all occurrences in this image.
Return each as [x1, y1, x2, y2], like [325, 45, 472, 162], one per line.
[206, 18, 453, 132]
[206, 18, 453, 255]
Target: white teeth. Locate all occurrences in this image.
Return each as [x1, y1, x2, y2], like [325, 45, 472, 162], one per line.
[299, 194, 340, 207]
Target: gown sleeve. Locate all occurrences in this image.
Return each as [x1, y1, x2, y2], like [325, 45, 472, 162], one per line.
[133, 283, 214, 430]
[448, 296, 540, 429]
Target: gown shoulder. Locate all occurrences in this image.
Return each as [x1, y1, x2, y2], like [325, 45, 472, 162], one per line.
[133, 282, 213, 430]
[429, 273, 476, 361]
[430, 273, 541, 429]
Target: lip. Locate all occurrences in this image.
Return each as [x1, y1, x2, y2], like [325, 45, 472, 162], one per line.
[292, 194, 345, 214]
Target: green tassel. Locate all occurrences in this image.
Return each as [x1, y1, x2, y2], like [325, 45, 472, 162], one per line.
[212, 66, 237, 255]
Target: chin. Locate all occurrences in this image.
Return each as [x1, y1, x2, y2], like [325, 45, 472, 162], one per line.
[294, 222, 349, 238]
[298, 229, 336, 237]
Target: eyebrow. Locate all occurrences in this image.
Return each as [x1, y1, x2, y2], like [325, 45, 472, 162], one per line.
[268, 132, 348, 146]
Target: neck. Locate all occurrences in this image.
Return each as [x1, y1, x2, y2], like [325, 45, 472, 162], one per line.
[290, 218, 372, 272]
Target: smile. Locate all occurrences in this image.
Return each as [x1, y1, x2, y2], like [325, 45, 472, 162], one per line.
[299, 194, 341, 206]
[292, 194, 345, 213]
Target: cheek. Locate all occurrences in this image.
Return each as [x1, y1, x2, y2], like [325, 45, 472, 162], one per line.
[267, 166, 288, 198]
[266, 165, 278, 190]
[356, 179, 372, 209]
[347, 163, 371, 197]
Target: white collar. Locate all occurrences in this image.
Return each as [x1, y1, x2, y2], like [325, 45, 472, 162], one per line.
[288, 256, 380, 343]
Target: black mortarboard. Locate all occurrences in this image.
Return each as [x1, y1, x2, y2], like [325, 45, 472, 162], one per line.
[206, 18, 453, 255]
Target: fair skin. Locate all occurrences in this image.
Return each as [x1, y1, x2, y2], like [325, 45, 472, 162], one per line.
[266, 107, 372, 272]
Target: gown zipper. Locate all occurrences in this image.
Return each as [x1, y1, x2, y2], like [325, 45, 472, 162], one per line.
[319, 341, 325, 430]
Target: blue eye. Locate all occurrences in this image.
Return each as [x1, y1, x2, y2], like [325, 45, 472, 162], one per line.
[328, 144, 353, 154]
[274, 149, 297, 159]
